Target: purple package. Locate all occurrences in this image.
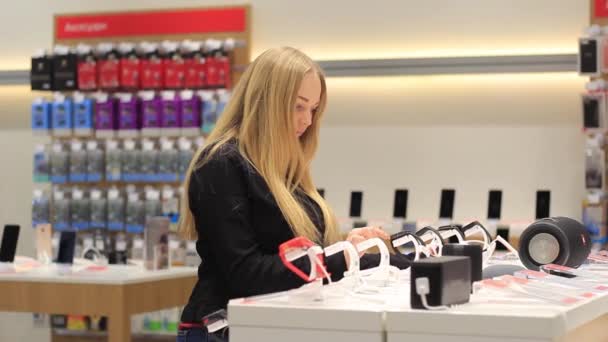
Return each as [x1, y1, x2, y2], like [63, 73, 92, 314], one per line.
[180, 90, 201, 136]
[117, 93, 140, 137]
[140, 91, 162, 136]
[94, 93, 117, 138]
[161, 91, 182, 136]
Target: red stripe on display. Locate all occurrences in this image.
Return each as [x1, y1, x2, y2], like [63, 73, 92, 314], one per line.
[55, 7, 247, 39]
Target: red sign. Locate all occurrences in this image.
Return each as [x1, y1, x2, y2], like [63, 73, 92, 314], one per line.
[55, 7, 247, 40]
[595, 0, 608, 18]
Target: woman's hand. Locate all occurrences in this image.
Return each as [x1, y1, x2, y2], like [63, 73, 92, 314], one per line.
[344, 226, 390, 268]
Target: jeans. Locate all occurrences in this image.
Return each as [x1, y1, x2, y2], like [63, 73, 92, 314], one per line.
[177, 328, 229, 342]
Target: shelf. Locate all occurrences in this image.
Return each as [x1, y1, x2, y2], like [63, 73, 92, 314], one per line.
[52, 328, 176, 341]
[317, 54, 578, 77]
[43, 181, 184, 187]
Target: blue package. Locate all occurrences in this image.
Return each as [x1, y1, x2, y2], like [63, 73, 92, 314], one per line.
[51, 94, 73, 135]
[31, 99, 51, 133]
[200, 91, 217, 135]
[73, 94, 94, 135]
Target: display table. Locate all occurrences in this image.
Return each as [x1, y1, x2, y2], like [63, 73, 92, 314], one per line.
[385, 289, 608, 342]
[229, 287, 386, 342]
[0, 263, 197, 342]
[228, 273, 608, 342]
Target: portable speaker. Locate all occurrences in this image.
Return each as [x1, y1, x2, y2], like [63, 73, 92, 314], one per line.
[442, 243, 483, 284]
[518, 217, 591, 270]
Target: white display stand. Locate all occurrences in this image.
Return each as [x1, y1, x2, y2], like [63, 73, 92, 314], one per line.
[229, 269, 608, 342]
[229, 290, 386, 342]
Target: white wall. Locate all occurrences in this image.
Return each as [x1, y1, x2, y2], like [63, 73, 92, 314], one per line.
[0, 0, 591, 340]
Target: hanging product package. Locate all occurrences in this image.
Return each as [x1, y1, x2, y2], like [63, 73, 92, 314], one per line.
[158, 139, 178, 182]
[51, 92, 73, 136]
[217, 39, 234, 89]
[76, 44, 97, 91]
[199, 90, 217, 135]
[70, 188, 91, 231]
[33, 144, 50, 183]
[177, 138, 195, 181]
[140, 42, 163, 90]
[31, 49, 53, 91]
[121, 139, 141, 182]
[94, 92, 118, 138]
[90, 189, 107, 230]
[145, 189, 163, 220]
[97, 43, 120, 91]
[72, 92, 94, 136]
[161, 90, 182, 136]
[68, 140, 87, 183]
[180, 90, 201, 136]
[105, 140, 122, 182]
[118, 42, 140, 90]
[161, 187, 179, 232]
[141, 139, 159, 182]
[52, 190, 71, 231]
[86, 140, 104, 183]
[32, 190, 51, 227]
[162, 41, 185, 89]
[52, 45, 78, 91]
[126, 191, 145, 234]
[107, 188, 125, 232]
[31, 97, 51, 134]
[117, 93, 141, 137]
[50, 142, 69, 184]
[183, 40, 206, 89]
[140, 91, 162, 137]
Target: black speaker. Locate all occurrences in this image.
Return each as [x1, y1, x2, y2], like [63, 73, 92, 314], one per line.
[518, 217, 591, 270]
[410, 256, 471, 309]
[442, 243, 483, 284]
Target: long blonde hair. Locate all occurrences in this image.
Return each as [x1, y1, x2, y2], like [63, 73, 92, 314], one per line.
[179, 47, 341, 246]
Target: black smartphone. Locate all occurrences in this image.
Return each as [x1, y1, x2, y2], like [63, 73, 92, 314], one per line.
[0, 225, 20, 262]
[536, 190, 551, 219]
[439, 189, 455, 219]
[579, 38, 598, 74]
[349, 191, 363, 218]
[393, 189, 408, 219]
[56, 231, 77, 264]
[487, 190, 502, 220]
[583, 96, 600, 129]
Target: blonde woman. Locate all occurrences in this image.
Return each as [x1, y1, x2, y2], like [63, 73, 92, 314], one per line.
[178, 47, 410, 341]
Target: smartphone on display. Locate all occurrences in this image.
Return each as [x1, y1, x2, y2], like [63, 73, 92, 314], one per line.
[393, 189, 408, 219]
[439, 189, 455, 220]
[36, 224, 53, 262]
[349, 191, 363, 218]
[0, 225, 20, 262]
[579, 38, 599, 75]
[536, 190, 551, 220]
[583, 95, 601, 129]
[56, 231, 76, 264]
[487, 190, 502, 220]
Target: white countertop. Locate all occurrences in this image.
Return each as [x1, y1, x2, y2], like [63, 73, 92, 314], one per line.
[0, 260, 197, 285]
[229, 267, 608, 341]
